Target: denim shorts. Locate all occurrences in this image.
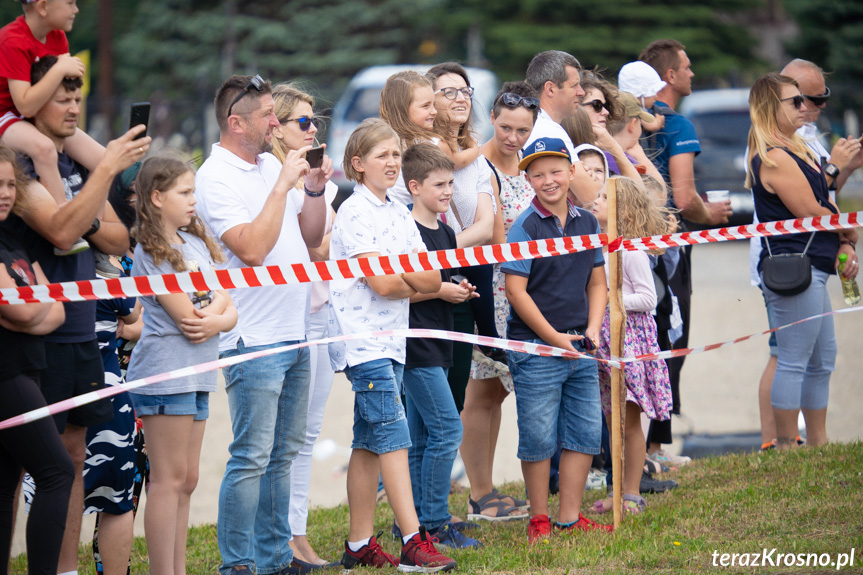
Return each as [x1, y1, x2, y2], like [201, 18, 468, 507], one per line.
[507, 339, 601, 461]
[344, 358, 410, 455]
[129, 391, 210, 421]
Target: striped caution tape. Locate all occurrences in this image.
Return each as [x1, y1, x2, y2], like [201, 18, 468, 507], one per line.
[2, 303, 861, 431]
[1, 211, 860, 306]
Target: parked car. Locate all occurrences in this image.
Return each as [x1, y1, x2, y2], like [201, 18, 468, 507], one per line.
[326, 64, 500, 193]
[678, 88, 754, 225]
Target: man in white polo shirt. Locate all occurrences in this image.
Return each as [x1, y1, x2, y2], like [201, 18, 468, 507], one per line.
[524, 50, 599, 204]
[195, 74, 332, 575]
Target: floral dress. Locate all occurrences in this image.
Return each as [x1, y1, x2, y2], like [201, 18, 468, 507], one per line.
[470, 163, 535, 390]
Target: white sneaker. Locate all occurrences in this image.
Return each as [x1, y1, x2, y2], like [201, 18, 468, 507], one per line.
[585, 468, 607, 491]
[54, 237, 90, 256]
[647, 449, 691, 467]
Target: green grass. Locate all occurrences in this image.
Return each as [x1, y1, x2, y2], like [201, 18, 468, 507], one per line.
[12, 442, 863, 574]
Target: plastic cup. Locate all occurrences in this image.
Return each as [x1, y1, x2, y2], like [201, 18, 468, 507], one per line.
[706, 190, 730, 203]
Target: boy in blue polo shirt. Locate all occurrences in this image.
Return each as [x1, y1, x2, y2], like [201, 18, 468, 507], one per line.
[502, 137, 612, 542]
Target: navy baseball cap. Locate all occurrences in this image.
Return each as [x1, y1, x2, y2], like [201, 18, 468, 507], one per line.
[518, 137, 571, 171]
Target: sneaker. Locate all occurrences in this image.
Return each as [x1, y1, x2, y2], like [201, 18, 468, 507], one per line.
[555, 513, 613, 534]
[399, 526, 457, 573]
[647, 449, 691, 467]
[54, 237, 90, 256]
[585, 468, 607, 491]
[430, 522, 482, 549]
[639, 469, 678, 494]
[94, 250, 121, 279]
[527, 514, 552, 544]
[341, 533, 399, 569]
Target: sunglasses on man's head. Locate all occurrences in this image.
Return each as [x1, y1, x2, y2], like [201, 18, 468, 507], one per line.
[582, 99, 609, 113]
[781, 94, 806, 110]
[496, 92, 539, 111]
[282, 115, 320, 131]
[227, 74, 265, 118]
[804, 86, 830, 107]
[435, 86, 475, 100]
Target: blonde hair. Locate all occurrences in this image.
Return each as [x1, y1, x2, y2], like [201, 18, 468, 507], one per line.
[745, 72, 816, 188]
[610, 176, 675, 254]
[379, 71, 437, 148]
[0, 145, 31, 215]
[271, 84, 316, 163]
[343, 119, 400, 184]
[133, 155, 224, 271]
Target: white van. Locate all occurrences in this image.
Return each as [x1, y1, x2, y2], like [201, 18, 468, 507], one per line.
[327, 64, 500, 190]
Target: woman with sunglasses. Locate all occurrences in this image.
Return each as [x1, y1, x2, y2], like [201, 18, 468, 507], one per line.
[578, 73, 643, 186]
[426, 63, 499, 417]
[453, 82, 543, 522]
[746, 72, 858, 449]
[269, 84, 340, 570]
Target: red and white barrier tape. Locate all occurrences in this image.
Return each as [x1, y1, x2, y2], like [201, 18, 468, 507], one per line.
[3, 303, 861, 431]
[0, 329, 604, 431]
[1, 212, 860, 306]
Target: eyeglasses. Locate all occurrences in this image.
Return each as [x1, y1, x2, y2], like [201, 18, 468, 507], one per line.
[581, 99, 609, 114]
[780, 94, 806, 110]
[280, 115, 318, 131]
[496, 92, 540, 111]
[435, 86, 474, 100]
[227, 74, 265, 118]
[803, 86, 830, 107]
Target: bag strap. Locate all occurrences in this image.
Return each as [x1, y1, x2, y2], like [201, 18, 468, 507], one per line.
[765, 232, 815, 257]
[449, 198, 465, 230]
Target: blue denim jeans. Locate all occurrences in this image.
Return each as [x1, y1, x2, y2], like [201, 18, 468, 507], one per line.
[762, 267, 836, 410]
[217, 338, 310, 575]
[344, 359, 410, 454]
[507, 339, 601, 461]
[403, 366, 462, 530]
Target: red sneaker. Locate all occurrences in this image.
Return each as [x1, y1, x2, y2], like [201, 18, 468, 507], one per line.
[341, 532, 400, 569]
[556, 513, 613, 533]
[399, 526, 457, 572]
[527, 514, 552, 544]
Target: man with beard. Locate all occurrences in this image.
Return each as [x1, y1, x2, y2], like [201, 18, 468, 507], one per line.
[194, 74, 331, 575]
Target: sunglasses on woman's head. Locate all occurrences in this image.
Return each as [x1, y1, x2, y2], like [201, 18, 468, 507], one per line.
[281, 115, 318, 131]
[496, 92, 540, 111]
[804, 86, 830, 107]
[780, 94, 806, 110]
[435, 86, 474, 100]
[582, 99, 609, 113]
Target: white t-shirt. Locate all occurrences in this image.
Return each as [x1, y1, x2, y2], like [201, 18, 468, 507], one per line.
[444, 153, 495, 235]
[195, 144, 311, 351]
[526, 108, 577, 160]
[328, 184, 427, 369]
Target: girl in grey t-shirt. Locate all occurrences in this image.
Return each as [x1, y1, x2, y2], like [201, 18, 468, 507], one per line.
[126, 156, 237, 575]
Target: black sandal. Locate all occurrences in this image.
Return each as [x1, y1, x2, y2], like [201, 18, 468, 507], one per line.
[467, 491, 529, 522]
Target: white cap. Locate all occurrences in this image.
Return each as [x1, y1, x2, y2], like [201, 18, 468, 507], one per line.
[618, 61, 666, 99]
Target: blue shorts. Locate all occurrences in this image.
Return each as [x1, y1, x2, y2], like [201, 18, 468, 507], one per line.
[761, 288, 778, 356]
[344, 358, 410, 455]
[507, 339, 601, 461]
[129, 391, 210, 421]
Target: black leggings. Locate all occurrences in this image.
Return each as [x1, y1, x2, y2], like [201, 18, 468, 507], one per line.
[0, 373, 74, 575]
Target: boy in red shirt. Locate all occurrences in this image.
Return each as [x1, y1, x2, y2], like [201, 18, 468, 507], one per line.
[0, 0, 104, 222]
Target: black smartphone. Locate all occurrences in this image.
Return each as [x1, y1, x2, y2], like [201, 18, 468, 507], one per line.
[450, 274, 467, 284]
[129, 102, 150, 140]
[306, 146, 324, 169]
[582, 336, 596, 351]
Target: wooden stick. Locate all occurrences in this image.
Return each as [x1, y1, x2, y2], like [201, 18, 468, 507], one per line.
[606, 177, 626, 530]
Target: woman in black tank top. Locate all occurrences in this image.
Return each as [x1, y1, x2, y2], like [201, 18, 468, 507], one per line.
[745, 73, 859, 450]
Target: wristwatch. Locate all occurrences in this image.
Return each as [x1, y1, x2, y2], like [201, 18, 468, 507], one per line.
[823, 163, 840, 179]
[83, 218, 100, 238]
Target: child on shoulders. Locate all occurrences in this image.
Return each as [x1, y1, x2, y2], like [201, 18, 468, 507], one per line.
[501, 137, 613, 542]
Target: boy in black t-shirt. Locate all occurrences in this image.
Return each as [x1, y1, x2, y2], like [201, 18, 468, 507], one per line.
[402, 143, 481, 549]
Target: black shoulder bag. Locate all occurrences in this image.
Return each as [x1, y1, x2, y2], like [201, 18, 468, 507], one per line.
[761, 233, 815, 296]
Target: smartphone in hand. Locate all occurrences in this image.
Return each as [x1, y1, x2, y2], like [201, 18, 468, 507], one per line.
[306, 146, 324, 169]
[129, 102, 150, 140]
